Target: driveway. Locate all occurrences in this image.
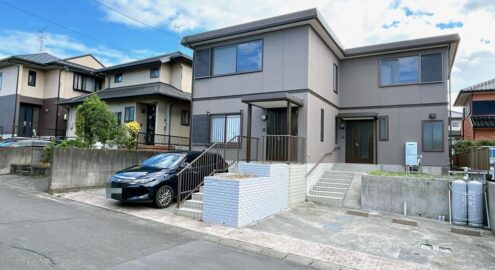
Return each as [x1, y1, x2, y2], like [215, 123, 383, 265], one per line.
[248, 202, 495, 270]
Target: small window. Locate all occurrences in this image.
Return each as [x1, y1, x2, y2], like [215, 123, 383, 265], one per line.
[213, 45, 237, 76]
[124, 107, 135, 122]
[28, 70, 37, 87]
[380, 56, 419, 86]
[333, 64, 339, 94]
[73, 73, 97, 92]
[209, 114, 241, 143]
[194, 48, 211, 78]
[452, 122, 459, 128]
[472, 101, 495, 115]
[114, 73, 123, 83]
[422, 120, 444, 152]
[421, 53, 442, 83]
[150, 68, 159, 78]
[320, 109, 324, 142]
[379, 116, 389, 141]
[0, 72, 3, 90]
[115, 112, 122, 125]
[181, 110, 190, 126]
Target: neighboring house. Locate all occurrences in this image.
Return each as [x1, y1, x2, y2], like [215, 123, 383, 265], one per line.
[181, 8, 459, 171]
[60, 52, 192, 149]
[0, 53, 104, 138]
[449, 110, 463, 143]
[454, 78, 495, 140]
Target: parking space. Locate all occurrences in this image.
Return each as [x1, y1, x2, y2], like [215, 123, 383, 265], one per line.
[248, 202, 495, 270]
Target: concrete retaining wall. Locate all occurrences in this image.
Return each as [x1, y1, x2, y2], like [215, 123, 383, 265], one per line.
[203, 163, 289, 227]
[361, 175, 449, 219]
[50, 148, 161, 193]
[488, 182, 495, 233]
[0, 147, 43, 169]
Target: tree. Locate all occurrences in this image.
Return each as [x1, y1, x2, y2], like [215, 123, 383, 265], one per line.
[75, 94, 121, 145]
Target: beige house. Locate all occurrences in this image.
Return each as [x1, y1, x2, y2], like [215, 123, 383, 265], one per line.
[0, 53, 104, 138]
[61, 52, 192, 149]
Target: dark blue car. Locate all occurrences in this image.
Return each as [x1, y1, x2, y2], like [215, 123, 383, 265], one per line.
[106, 151, 225, 208]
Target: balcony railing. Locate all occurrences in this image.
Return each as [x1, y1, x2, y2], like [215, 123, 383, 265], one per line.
[137, 132, 190, 150]
[261, 135, 306, 163]
[11, 125, 67, 139]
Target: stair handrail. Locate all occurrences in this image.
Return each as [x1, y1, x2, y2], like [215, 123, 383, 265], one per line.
[305, 146, 340, 178]
[176, 135, 257, 209]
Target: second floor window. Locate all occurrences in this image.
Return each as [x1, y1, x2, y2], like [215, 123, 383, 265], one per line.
[380, 52, 442, 86]
[472, 100, 495, 115]
[28, 70, 37, 87]
[124, 107, 135, 122]
[333, 64, 339, 94]
[150, 68, 159, 78]
[114, 73, 123, 83]
[73, 73, 99, 92]
[0, 72, 2, 90]
[195, 40, 263, 78]
[181, 110, 190, 126]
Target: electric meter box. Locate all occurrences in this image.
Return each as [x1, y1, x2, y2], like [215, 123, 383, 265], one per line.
[405, 142, 418, 166]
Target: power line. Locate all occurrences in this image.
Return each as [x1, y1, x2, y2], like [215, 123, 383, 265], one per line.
[93, 0, 180, 40]
[0, 0, 131, 54]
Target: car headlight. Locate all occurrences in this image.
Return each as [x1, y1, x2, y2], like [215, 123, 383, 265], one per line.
[130, 177, 156, 185]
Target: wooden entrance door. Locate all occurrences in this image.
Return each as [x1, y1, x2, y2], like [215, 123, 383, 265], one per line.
[345, 120, 374, 164]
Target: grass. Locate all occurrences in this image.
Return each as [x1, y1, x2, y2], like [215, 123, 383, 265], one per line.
[367, 170, 436, 178]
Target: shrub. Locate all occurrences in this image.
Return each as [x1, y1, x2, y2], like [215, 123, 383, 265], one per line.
[453, 140, 495, 154]
[42, 138, 90, 163]
[122, 121, 141, 150]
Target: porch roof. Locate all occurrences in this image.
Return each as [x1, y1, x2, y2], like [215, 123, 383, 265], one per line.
[241, 92, 303, 108]
[337, 112, 378, 120]
[59, 82, 191, 105]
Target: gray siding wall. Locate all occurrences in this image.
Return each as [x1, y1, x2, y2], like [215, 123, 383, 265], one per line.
[0, 94, 16, 134]
[193, 26, 309, 99]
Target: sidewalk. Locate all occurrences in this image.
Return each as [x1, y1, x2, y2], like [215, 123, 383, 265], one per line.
[59, 188, 436, 270]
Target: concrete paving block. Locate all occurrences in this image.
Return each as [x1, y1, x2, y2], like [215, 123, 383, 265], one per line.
[451, 227, 481, 237]
[346, 210, 369, 217]
[392, 218, 418, 226]
[284, 253, 314, 266]
[311, 260, 354, 270]
[260, 248, 288, 260]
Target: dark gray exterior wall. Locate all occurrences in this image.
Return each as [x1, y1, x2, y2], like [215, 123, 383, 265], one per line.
[0, 94, 17, 135]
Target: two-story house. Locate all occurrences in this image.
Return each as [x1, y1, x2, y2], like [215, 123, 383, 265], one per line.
[454, 78, 495, 140]
[181, 9, 459, 172]
[61, 52, 192, 149]
[449, 110, 463, 143]
[0, 53, 104, 138]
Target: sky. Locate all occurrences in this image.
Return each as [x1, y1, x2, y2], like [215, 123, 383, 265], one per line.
[0, 0, 494, 107]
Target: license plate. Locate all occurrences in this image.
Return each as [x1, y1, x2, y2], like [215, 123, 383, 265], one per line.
[106, 188, 122, 199]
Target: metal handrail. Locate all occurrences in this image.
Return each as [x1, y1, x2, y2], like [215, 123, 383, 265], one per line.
[176, 135, 259, 208]
[305, 146, 340, 177]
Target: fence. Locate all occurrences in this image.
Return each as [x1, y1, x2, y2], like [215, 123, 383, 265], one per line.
[453, 147, 491, 170]
[137, 132, 189, 149]
[11, 125, 66, 139]
[261, 135, 306, 163]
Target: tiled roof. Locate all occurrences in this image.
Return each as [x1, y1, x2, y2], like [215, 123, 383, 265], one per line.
[98, 52, 191, 72]
[15, 52, 60, 64]
[59, 82, 191, 105]
[459, 78, 495, 93]
[471, 116, 495, 128]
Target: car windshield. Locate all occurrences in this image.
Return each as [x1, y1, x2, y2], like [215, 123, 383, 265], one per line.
[141, 153, 185, 169]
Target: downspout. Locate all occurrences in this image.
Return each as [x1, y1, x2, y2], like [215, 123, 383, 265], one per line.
[448, 45, 453, 170]
[54, 68, 64, 137]
[12, 63, 20, 137]
[168, 102, 175, 148]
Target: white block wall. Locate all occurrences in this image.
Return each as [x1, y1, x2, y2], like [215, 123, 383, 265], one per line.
[203, 163, 289, 227]
[306, 163, 334, 193]
[288, 164, 307, 206]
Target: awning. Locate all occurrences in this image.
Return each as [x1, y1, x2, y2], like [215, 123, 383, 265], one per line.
[241, 92, 303, 108]
[337, 112, 378, 120]
[471, 116, 495, 128]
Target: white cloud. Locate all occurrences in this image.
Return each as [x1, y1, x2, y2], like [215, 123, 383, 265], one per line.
[98, 0, 495, 106]
[0, 30, 162, 66]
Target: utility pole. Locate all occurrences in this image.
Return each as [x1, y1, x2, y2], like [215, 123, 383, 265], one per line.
[38, 28, 47, 52]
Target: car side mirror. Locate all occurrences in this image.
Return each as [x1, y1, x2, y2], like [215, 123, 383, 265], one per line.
[179, 162, 189, 169]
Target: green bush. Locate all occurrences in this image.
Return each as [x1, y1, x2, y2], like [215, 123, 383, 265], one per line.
[42, 138, 91, 163]
[453, 140, 495, 154]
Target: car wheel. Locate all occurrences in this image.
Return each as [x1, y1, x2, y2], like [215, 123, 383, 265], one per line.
[155, 185, 173, 208]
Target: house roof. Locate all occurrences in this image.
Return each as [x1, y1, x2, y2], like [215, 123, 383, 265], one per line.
[449, 110, 463, 119]
[15, 52, 60, 64]
[98, 52, 192, 73]
[471, 116, 495, 128]
[0, 52, 101, 74]
[182, 8, 460, 64]
[454, 78, 495, 106]
[63, 54, 105, 68]
[58, 82, 191, 105]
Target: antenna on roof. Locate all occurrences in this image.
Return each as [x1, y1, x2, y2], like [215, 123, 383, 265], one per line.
[174, 24, 184, 51]
[38, 28, 47, 52]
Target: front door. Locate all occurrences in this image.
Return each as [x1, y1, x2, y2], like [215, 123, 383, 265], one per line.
[266, 107, 298, 161]
[145, 105, 156, 145]
[18, 104, 34, 137]
[345, 120, 374, 164]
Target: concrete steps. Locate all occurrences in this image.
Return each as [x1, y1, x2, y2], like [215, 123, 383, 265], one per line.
[331, 163, 380, 172]
[307, 169, 357, 206]
[175, 186, 204, 220]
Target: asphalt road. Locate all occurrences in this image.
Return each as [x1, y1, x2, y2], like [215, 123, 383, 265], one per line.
[0, 175, 310, 270]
